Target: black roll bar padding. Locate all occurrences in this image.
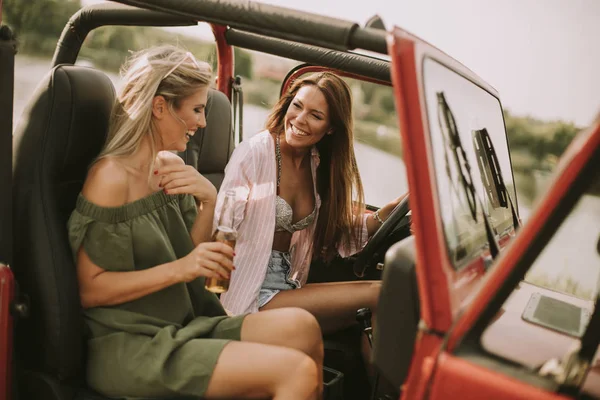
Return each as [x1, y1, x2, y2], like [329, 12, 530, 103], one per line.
[113, 0, 389, 55]
[0, 25, 16, 265]
[348, 27, 388, 55]
[51, 2, 197, 67]
[225, 29, 391, 83]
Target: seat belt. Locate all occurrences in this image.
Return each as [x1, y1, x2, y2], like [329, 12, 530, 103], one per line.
[231, 75, 244, 144]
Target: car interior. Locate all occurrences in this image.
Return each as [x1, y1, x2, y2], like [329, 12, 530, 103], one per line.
[10, 54, 276, 399]
[7, 1, 600, 400]
[9, 18, 424, 400]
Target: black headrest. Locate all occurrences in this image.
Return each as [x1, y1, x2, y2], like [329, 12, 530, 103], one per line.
[12, 65, 115, 382]
[179, 89, 233, 190]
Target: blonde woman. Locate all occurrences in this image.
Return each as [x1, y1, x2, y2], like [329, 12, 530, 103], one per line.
[67, 45, 323, 400]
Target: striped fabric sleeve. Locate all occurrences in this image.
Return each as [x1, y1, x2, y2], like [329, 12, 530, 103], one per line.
[213, 141, 254, 232]
[337, 213, 370, 258]
[217, 133, 277, 314]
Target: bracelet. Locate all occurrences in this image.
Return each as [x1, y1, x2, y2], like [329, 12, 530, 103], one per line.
[372, 209, 385, 224]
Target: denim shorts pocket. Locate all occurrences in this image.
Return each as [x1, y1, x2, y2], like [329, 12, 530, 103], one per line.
[262, 251, 299, 291]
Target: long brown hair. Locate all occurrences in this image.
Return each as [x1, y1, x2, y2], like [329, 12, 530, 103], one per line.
[266, 72, 365, 260]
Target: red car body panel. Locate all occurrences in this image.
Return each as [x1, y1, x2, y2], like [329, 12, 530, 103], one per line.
[1, 2, 598, 399]
[212, 24, 234, 98]
[447, 118, 600, 351]
[281, 65, 391, 94]
[388, 21, 599, 400]
[0, 264, 14, 400]
[429, 354, 571, 400]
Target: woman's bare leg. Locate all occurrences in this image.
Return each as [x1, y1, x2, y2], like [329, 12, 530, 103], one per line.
[205, 341, 319, 399]
[241, 308, 324, 396]
[261, 281, 381, 385]
[260, 281, 381, 334]
[206, 308, 324, 399]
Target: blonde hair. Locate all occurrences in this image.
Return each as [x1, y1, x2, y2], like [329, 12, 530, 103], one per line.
[97, 45, 212, 165]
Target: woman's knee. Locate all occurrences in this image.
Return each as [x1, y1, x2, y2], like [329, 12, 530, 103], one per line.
[286, 307, 321, 330]
[206, 341, 319, 399]
[286, 308, 322, 338]
[278, 352, 320, 397]
[278, 308, 323, 358]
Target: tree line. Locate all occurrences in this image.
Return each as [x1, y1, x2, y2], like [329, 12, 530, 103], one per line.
[504, 109, 580, 169]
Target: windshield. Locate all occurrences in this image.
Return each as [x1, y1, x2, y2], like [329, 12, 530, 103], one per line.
[423, 57, 517, 269]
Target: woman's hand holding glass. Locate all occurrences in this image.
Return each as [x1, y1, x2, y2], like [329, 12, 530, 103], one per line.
[156, 164, 218, 206]
[176, 242, 235, 283]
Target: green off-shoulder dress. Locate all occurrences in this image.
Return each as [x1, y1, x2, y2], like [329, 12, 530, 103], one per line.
[67, 191, 245, 399]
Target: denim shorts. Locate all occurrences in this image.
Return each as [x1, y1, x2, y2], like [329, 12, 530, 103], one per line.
[258, 250, 301, 308]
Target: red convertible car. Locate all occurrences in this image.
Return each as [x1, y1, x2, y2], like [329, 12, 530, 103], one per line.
[0, 1, 598, 399]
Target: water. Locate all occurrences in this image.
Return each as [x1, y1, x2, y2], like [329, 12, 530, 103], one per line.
[12, 54, 599, 299]
[13, 55, 121, 129]
[14, 55, 53, 126]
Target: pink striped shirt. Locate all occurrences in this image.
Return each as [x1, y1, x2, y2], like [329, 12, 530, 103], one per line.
[214, 130, 368, 315]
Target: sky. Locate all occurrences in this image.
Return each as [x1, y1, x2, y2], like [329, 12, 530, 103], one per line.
[83, 0, 600, 127]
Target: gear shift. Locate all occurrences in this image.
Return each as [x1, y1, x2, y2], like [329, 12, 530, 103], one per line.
[356, 307, 373, 348]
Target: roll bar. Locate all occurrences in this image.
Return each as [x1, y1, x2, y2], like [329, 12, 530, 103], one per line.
[114, 0, 388, 54]
[52, 2, 197, 67]
[51, 2, 391, 84]
[225, 29, 390, 83]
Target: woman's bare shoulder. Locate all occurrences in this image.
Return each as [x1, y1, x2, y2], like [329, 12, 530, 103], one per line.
[157, 151, 184, 166]
[81, 158, 129, 207]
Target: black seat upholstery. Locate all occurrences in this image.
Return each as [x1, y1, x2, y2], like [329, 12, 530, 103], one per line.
[372, 236, 420, 396]
[12, 63, 234, 400]
[179, 89, 234, 190]
[12, 64, 115, 400]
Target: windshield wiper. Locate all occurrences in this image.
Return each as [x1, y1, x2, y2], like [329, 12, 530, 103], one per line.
[437, 92, 478, 221]
[436, 91, 500, 260]
[472, 127, 521, 232]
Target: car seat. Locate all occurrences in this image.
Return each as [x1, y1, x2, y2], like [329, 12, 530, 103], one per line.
[12, 63, 234, 400]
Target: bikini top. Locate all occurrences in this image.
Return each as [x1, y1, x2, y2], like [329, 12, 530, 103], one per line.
[275, 196, 317, 233]
[274, 133, 316, 233]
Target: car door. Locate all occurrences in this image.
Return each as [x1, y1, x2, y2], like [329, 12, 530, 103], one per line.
[385, 26, 511, 399]
[388, 24, 600, 400]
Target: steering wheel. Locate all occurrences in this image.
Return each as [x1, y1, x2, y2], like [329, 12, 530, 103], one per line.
[353, 195, 411, 278]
